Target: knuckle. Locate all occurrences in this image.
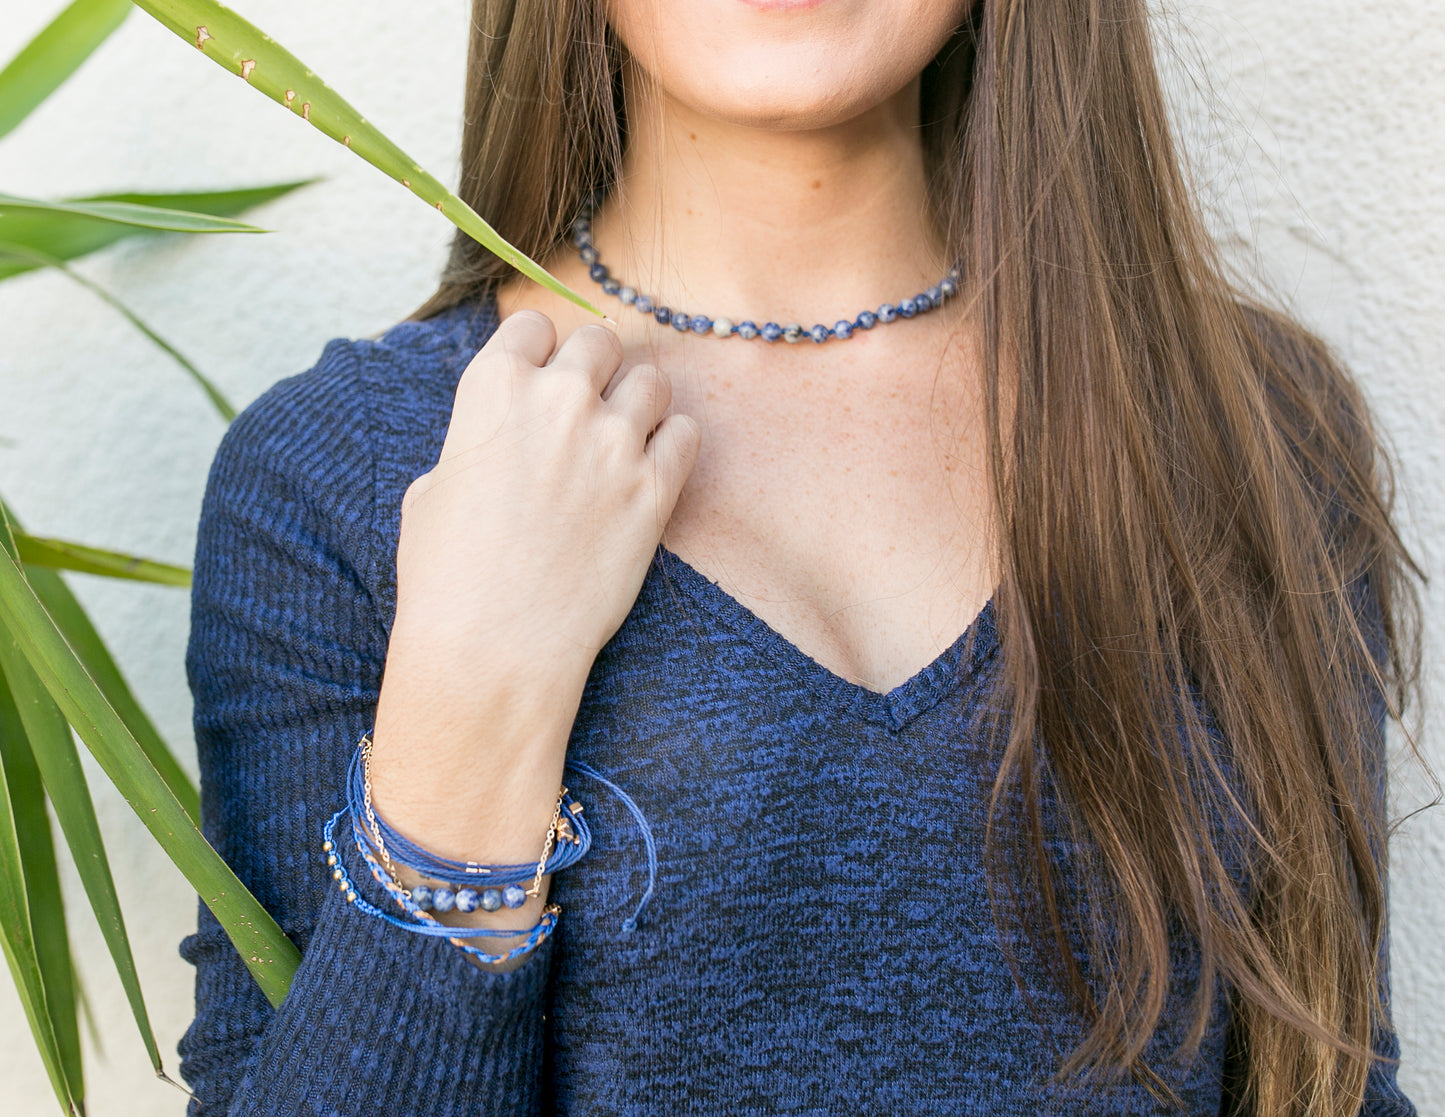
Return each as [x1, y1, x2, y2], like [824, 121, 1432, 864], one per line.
[506, 308, 552, 330]
[401, 473, 431, 513]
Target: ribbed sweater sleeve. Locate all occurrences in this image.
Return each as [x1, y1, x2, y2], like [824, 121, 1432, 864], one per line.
[177, 336, 550, 1115]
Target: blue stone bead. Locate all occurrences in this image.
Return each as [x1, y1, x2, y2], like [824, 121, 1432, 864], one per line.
[898, 297, 918, 318]
[736, 320, 759, 340]
[588, 263, 609, 283]
[653, 305, 672, 325]
[877, 303, 898, 323]
[927, 284, 943, 305]
[479, 888, 503, 912]
[579, 244, 599, 265]
[761, 322, 783, 342]
[855, 310, 878, 331]
[635, 294, 653, 313]
[670, 310, 690, 332]
[690, 314, 713, 335]
[410, 885, 433, 911]
[431, 887, 456, 913]
[833, 319, 854, 340]
[940, 276, 958, 298]
[782, 323, 805, 344]
[808, 324, 830, 344]
[601, 277, 620, 296]
[617, 285, 637, 305]
[914, 292, 933, 313]
[502, 884, 528, 909]
[454, 888, 480, 913]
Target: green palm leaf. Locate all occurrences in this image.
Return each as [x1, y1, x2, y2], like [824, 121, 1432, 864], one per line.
[0, 672, 84, 1109]
[128, 0, 601, 318]
[15, 533, 191, 587]
[0, 0, 133, 142]
[0, 717, 78, 1115]
[0, 625, 166, 1083]
[0, 519, 300, 1008]
[0, 495, 199, 828]
[0, 180, 318, 283]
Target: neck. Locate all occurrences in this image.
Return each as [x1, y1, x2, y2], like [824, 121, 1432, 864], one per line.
[588, 68, 952, 334]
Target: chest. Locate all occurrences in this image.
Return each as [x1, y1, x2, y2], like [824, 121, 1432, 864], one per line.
[648, 335, 996, 695]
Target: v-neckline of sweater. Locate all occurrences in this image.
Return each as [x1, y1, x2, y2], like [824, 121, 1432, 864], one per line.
[652, 544, 999, 732]
[459, 289, 1000, 731]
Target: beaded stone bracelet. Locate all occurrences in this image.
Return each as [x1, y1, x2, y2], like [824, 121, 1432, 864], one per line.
[322, 806, 561, 965]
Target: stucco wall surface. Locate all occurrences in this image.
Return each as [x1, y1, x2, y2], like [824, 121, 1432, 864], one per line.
[0, 2, 1439, 1113]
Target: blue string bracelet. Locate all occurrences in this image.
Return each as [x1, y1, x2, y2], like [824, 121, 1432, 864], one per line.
[347, 735, 659, 934]
[571, 186, 961, 343]
[322, 806, 560, 965]
[347, 742, 590, 895]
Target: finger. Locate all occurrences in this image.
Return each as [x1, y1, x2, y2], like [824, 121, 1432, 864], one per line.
[606, 364, 673, 441]
[546, 321, 624, 395]
[645, 413, 702, 512]
[489, 309, 558, 369]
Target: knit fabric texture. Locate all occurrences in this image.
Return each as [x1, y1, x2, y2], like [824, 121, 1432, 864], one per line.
[178, 292, 1416, 1115]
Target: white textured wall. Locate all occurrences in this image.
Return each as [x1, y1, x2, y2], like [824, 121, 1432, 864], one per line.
[0, 1, 1440, 1112]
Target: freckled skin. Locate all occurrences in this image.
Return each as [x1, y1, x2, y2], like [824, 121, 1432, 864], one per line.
[502, 0, 988, 688]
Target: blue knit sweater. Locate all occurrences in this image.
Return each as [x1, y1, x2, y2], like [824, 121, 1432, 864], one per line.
[178, 292, 1414, 1115]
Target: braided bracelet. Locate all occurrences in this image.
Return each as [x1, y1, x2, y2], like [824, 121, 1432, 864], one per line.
[322, 807, 561, 965]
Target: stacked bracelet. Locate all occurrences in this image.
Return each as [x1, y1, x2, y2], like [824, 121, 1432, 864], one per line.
[322, 807, 561, 965]
[336, 732, 661, 938]
[348, 739, 591, 905]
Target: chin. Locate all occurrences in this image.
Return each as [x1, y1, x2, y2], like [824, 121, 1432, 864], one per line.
[609, 0, 971, 131]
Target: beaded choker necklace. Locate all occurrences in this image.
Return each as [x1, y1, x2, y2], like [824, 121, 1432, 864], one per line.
[570, 191, 960, 345]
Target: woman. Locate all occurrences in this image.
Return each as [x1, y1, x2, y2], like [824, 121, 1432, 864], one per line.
[177, 0, 1419, 1113]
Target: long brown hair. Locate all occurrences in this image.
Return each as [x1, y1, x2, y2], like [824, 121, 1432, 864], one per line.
[408, 1, 1423, 1111]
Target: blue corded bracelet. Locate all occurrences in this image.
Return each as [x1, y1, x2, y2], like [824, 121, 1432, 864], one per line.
[346, 744, 591, 915]
[339, 737, 660, 935]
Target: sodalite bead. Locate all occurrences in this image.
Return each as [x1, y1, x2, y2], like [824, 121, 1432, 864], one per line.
[578, 244, 598, 264]
[927, 284, 943, 305]
[635, 294, 654, 314]
[588, 263, 608, 282]
[782, 323, 805, 344]
[761, 322, 783, 342]
[736, 320, 759, 339]
[618, 286, 637, 305]
[808, 324, 830, 343]
[913, 292, 932, 313]
[454, 888, 480, 914]
[855, 310, 878, 330]
[480, 888, 503, 912]
[833, 320, 854, 340]
[670, 310, 691, 331]
[431, 887, 456, 913]
[940, 276, 958, 298]
[601, 277, 620, 296]
[653, 306, 672, 325]
[690, 314, 713, 335]
[502, 884, 528, 909]
[712, 317, 734, 338]
[410, 885, 433, 911]
[877, 303, 898, 323]
[898, 297, 918, 318]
